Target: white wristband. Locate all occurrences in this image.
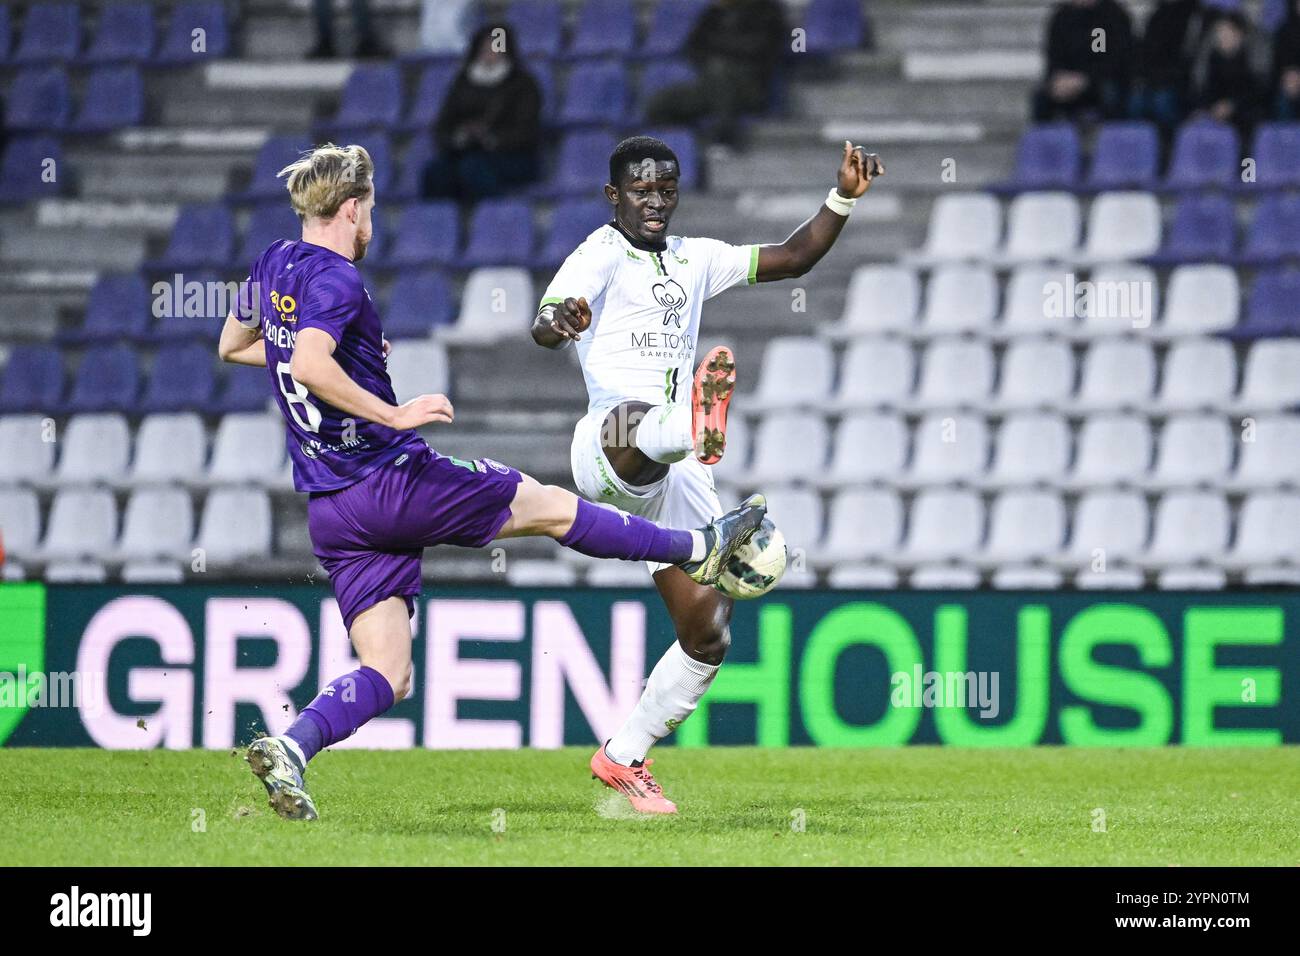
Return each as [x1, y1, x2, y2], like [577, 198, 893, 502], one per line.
[824, 188, 857, 217]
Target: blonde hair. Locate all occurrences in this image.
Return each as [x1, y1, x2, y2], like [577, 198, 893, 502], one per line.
[277, 143, 374, 222]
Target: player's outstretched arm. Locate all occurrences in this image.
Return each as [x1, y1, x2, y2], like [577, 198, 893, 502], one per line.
[217, 312, 267, 367]
[291, 327, 454, 431]
[753, 141, 884, 283]
[531, 296, 591, 349]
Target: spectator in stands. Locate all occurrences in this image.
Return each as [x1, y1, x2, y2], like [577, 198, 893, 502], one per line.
[1129, 0, 1207, 135]
[1270, 0, 1300, 118]
[1192, 10, 1263, 139]
[421, 24, 542, 203]
[1032, 0, 1135, 123]
[643, 0, 788, 149]
[308, 0, 389, 59]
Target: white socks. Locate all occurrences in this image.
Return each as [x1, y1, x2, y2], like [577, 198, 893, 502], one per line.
[633, 403, 693, 464]
[605, 641, 719, 765]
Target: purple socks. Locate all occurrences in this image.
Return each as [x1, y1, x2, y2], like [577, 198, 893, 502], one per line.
[284, 665, 395, 764]
[560, 498, 695, 564]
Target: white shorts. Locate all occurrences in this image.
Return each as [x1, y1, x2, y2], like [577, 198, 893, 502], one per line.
[570, 405, 723, 574]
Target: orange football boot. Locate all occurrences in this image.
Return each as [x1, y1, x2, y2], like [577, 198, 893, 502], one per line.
[692, 345, 736, 465]
[590, 744, 678, 814]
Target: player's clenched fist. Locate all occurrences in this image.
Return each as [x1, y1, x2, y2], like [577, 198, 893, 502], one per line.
[837, 141, 885, 199]
[547, 296, 592, 341]
[388, 393, 454, 430]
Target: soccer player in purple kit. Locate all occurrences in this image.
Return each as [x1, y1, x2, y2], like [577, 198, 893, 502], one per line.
[217, 144, 767, 820]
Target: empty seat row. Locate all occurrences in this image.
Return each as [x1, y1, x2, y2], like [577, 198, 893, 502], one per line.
[3, 64, 144, 133]
[0, 2, 228, 67]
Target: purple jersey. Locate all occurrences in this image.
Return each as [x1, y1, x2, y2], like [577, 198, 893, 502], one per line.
[242, 239, 424, 493]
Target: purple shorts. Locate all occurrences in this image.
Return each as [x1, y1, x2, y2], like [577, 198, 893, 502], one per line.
[307, 442, 523, 630]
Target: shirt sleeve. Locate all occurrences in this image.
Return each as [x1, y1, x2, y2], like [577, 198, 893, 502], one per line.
[540, 240, 616, 310]
[696, 237, 760, 300]
[235, 273, 260, 329]
[297, 262, 364, 344]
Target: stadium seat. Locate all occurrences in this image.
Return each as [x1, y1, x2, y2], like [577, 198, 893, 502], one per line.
[130, 413, 207, 486]
[916, 264, 997, 337]
[906, 412, 989, 486]
[1080, 192, 1161, 263]
[1000, 123, 1082, 191]
[747, 411, 830, 484]
[400, 61, 458, 132]
[1249, 122, 1300, 189]
[825, 264, 920, 337]
[994, 266, 1074, 338]
[141, 342, 217, 413]
[984, 412, 1070, 487]
[507, 560, 579, 587]
[238, 204, 301, 266]
[1224, 492, 1300, 568]
[38, 487, 117, 561]
[154, 2, 231, 65]
[384, 270, 455, 338]
[196, 487, 272, 562]
[390, 135, 438, 202]
[639, 0, 709, 57]
[895, 488, 984, 564]
[1238, 194, 1300, 266]
[828, 337, 915, 409]
[979, 490, 1065, 564]
[1072, 263, 1157, 338]
[149, 203, 236, 271]
[910, 338, 994, 410]
[1147, 414, 1234, 490]
[442, 267, 533, 345]
[1085, 121, 1160, 190]
[813, 412, 909, 488]
[0, 344, 63, 413]
[4, 68, 72, 132]
[64, 344, 139, 414]
[907, 193, 1002, 264]
[1163, 119, 1240, 191]
[546, 129, 620, 195]
[1232, 340, 1300, 412]
[121, 561, 185, 583]
[1147, 193, 1237, 265]
[826, 564, 900, 589]
[992, 338, 1075, 410]
[207, 413, 285, 486]
[83, 2, 155, 63]
[115, 487, 194, 561]
[1140, 491, 1231, 567]
[235, 135, 310, 203]
[558, 59, 629, 127]
[320, 64, 403, 136]
[758, 486, 823, 565]
[0, 415, 53, 484]
[749, 336, 834, 410]
[567, 0, 637, 58]
[383, 201, 459, 268]
[13, 4, 79, 63]
[70, 64, 145, 132]
[1153, 338, 1237, 412]
[42, 560, 109, 582]
[209, 363, 272, 415]
[998, 192, 1081, 264]
[804, 0, 869, 55]
[1229, 269, 1300, 339]
[387, 341, 450, 403]
[1056, 489, 1149, 570]
[0, 7, 10, 63]
[459, 199, 535, 268]
[53, 413, 131, 486]
[0, 136, 64, 204]
[1066, 414, 1152, 488]
[60, 274, 151, 344]
[0, 487, 40, 558]
[910, 564, 982, 589]
[637, 59, 697, 120]
[813, 489, 904, 566]
[1074, 340, 1156, 411]
[1226, 414, 1300, 490]
[505, 0, 565, 59]
[1155, 265, 1239, 339]
[539, 198, 610, 269]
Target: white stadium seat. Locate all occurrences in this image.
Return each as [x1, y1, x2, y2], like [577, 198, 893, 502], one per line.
[761, 486, 823, 578]
[196, 486, 272, 562]
[0, 415, 54, 485]
[747, 411, 829, 485]
[1232, 340, 1300, 413]
[1057, 489, 1150, 570]
[1157, 265, 1239, 338]
[824, 264, 920, 338]
[1066, 414, 1152, 488]
[896, 488, 984, 564]
[749, 336, 834, 410]
[1074, 339, 1156, 410]
[440, 267, 533, 345]
[995, 266, 1075, 338]
[131, 413, 207, 485]
[0, 486, 40, 558]
[999, 192, 1081, 264]
[1226, 414, 1300, 490]
[916, 264, 998, 338]
[980, 490, 1065, 564]
[387, 340, 450, 405]
[993, 338, 1075, 410]
[1081, 192, 1161, 263]
[829, 338, 915, 409]
[1141, 491, 1230, 567]
[815, 412, 909, 488]
[1073, 263, 1157, 338]
[907, 412, 989, 486]
[985, 412, 1071, 487]
[1147, 415, 1233, 490]
[207, 413, 285, 485]
[115, 487, 195, 561]
[1225, 492, 1300, 569]
[908, 192, 1002, 263]
[1153, 339, 1237, 412]
[814, 488, 904, 566]
[55, 413, 131, 486]
[38, 487, 117, 561]
[910, 338, 995, 410]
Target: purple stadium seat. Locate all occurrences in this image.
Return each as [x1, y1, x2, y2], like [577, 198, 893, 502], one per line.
[998, 123, 1082, 192]
[384, 270, 455, 338]
[568, 0, 637, 58]
[210, 363, 270, 414]
[640, 0, 709, 57]
[531, 60, 557, 125]
[149, 204, 236, 272]
[70, 66, 145, 132]
[1147, 194, 1237, 265]
[540, 199, 610, 269]
[506, 1, 564, 60]
[638, 59, 697, 119]
[804, 0, 868, 55]
[13, 4, 79, 64]
[235, 135, 309, 203]
[142, 342, 216, 412]
[641, 126, 700, 189]
[400, 61, 458, 132]
[366, 134, 396, 196]
[391, 135, 437, 201]
[1250, 123, 1300, 190]
[1239, 195, 1300, 266]
[0, 345, 63, 413]
[460, 199, 535, 267]
[1231, 269, 1300, 339]
[62, 274, 152, 344]
[5, 68, 72, 132]
[65, 344, 139, 414]
[150, 270, 227, 343]
[1163, 120, 1240, 191]
[558, 60, 629, 127]
[238, 204, 302, 266]
[0, 7, 11, 63]
[319, 64, 403, 136]
[155, 2, 230, 65]
[83, 3, 155, 63]
[383, 202, 460, 268]
[1086, 121, 1159, 190]
[546, 129, 618, 194]
[0, 136, 64, 204]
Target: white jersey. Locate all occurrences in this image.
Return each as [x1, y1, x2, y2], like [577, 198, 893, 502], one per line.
[541, 224, 758, 412]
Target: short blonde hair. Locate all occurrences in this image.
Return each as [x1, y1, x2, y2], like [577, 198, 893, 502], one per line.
[277, 143, 374, 222]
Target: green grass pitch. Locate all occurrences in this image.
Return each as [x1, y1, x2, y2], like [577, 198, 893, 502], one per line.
[2, 747, 1298, 866]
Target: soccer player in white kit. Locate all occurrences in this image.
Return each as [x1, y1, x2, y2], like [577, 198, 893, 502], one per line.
[532, 136, 884, 813]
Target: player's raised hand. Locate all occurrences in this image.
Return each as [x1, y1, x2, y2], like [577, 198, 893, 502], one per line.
[548, 296, 592, 341]
[389, 393, 454, 430]
[836, 141, 884, 199]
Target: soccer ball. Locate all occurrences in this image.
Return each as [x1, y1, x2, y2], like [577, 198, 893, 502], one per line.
[714, 517, 787, 600]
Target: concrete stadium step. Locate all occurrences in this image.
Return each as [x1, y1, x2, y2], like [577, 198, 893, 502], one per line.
[159, 86, 321, 129]
[2, 227, 146, 272]
[874, 2, 1053, 52]
[70, 152, 245, 203]
[793, 77, 1034, 124]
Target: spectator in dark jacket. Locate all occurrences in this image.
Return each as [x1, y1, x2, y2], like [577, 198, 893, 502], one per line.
[1193, 11, 1263, 140]
[644, 0, 788, 148]
[1130, 0, 1206, 133]
[421, 24, 542, 203]
[1032, 0, 1135, 123]
[1270, 0, 1300, 118]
